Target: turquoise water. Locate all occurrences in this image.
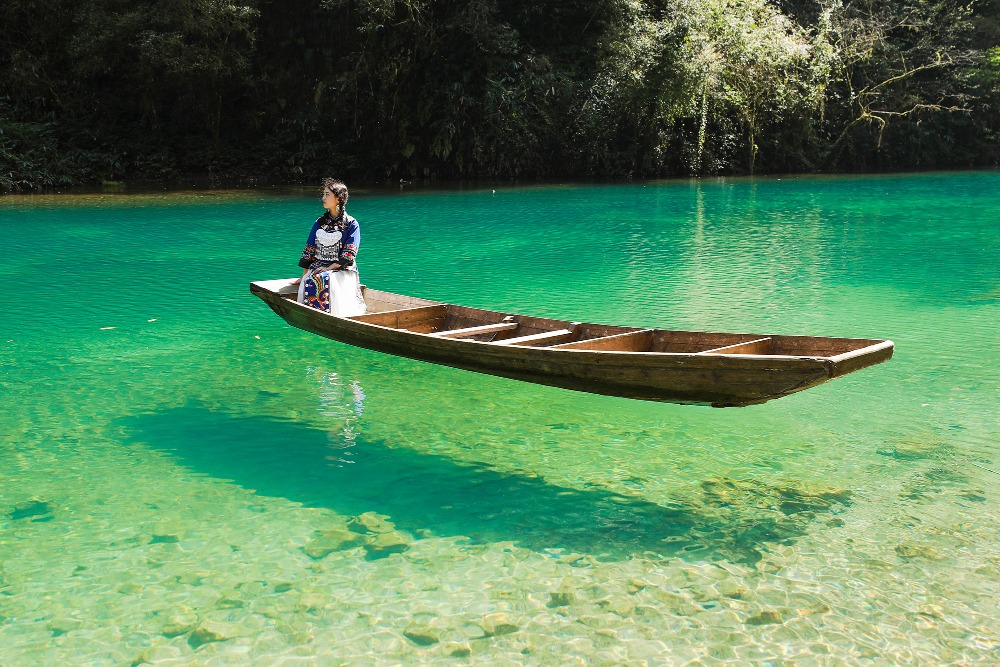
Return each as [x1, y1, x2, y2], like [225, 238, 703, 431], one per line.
[1, 173, 998, 665]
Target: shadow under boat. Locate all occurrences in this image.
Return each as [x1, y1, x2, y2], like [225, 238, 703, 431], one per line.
[122, 406, 852, 565]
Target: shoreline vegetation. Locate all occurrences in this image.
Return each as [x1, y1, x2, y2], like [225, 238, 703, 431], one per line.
[2, 0, 999, 193]
[1, 168, 998, 203]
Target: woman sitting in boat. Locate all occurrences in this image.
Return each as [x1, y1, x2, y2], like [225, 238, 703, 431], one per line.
[292, 178, 367, 317]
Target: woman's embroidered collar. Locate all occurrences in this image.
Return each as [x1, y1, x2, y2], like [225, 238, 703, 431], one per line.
[320, 211, 345, 231]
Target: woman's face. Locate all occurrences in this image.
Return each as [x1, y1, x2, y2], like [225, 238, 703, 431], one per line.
[322, 189, 340, 213]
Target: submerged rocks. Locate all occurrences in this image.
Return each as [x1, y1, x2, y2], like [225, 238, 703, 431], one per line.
[697, 476, 854, 563]
[187, 623, 228, 648]
[9, 499, 53, 522]
[133, 644, 183, 664]
[895, 543, 943, 560]
[700, 477, 852, 516]
[547, 590, 574, 608]
[304, 513, 412, 561]
[745, 610, 784, 626]
[348, 512, 396, 534]
[625, 578, 649, 594]
[443, 642, 472, 658]
[876, 437, 949, 461]
[347, 512, 413, 559]
[303, 528, 366, 559]
[718, 582, 752, 601]
[364, 530, 410, 559]
[174, 572, 206, 587]
[478, 613, 520, 637]
[47, 617, 84, 636]
[597, 595, 636, 617]
[773, 481, 852, 515]
[161, 613, 199, 638]
[403, 624, 441, 646]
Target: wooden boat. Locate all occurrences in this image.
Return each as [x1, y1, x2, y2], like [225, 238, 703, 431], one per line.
[250, 279, 893, 407]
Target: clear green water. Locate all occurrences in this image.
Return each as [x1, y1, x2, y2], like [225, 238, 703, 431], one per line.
[1, 173, 998, 665]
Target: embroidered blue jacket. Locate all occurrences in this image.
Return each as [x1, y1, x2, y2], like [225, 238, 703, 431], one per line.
[299, 213, 360, 270]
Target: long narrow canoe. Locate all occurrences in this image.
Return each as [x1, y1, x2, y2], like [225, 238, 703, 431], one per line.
[250, 279, 893, 407]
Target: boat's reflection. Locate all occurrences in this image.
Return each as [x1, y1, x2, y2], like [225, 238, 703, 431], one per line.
[311, 368, 366, 454]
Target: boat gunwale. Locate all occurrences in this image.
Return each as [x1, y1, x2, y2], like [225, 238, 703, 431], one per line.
[250, 281, 890, 364]
[826, 339, 895, 362]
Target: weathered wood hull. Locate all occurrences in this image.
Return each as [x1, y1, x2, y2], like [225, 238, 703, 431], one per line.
[250, 279, 894, 407]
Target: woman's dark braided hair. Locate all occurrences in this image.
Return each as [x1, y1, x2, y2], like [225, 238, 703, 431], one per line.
[321, 178, 349, 225]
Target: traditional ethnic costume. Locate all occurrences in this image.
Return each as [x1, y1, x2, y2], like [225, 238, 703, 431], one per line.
[297, 211, 367, 317]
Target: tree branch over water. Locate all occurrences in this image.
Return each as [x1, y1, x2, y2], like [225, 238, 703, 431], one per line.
[840, 53, 972, 151]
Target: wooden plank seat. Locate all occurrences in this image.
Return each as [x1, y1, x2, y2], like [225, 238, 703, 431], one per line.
[699, 338, 772, 355]
[430, 322, 520, 338]
[551, 329, 655, 351]
[349, 305, 447, 329]
[491, 328, 576, 346]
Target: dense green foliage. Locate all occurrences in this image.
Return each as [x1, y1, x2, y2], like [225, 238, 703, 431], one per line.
[1, 0, 997, 190]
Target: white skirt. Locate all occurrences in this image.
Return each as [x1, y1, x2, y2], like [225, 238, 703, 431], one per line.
[297, 268, 367, 317]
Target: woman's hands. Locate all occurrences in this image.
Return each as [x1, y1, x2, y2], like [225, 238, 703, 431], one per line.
[293, 264, 341, 285]
[314, 263, 342, 274]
